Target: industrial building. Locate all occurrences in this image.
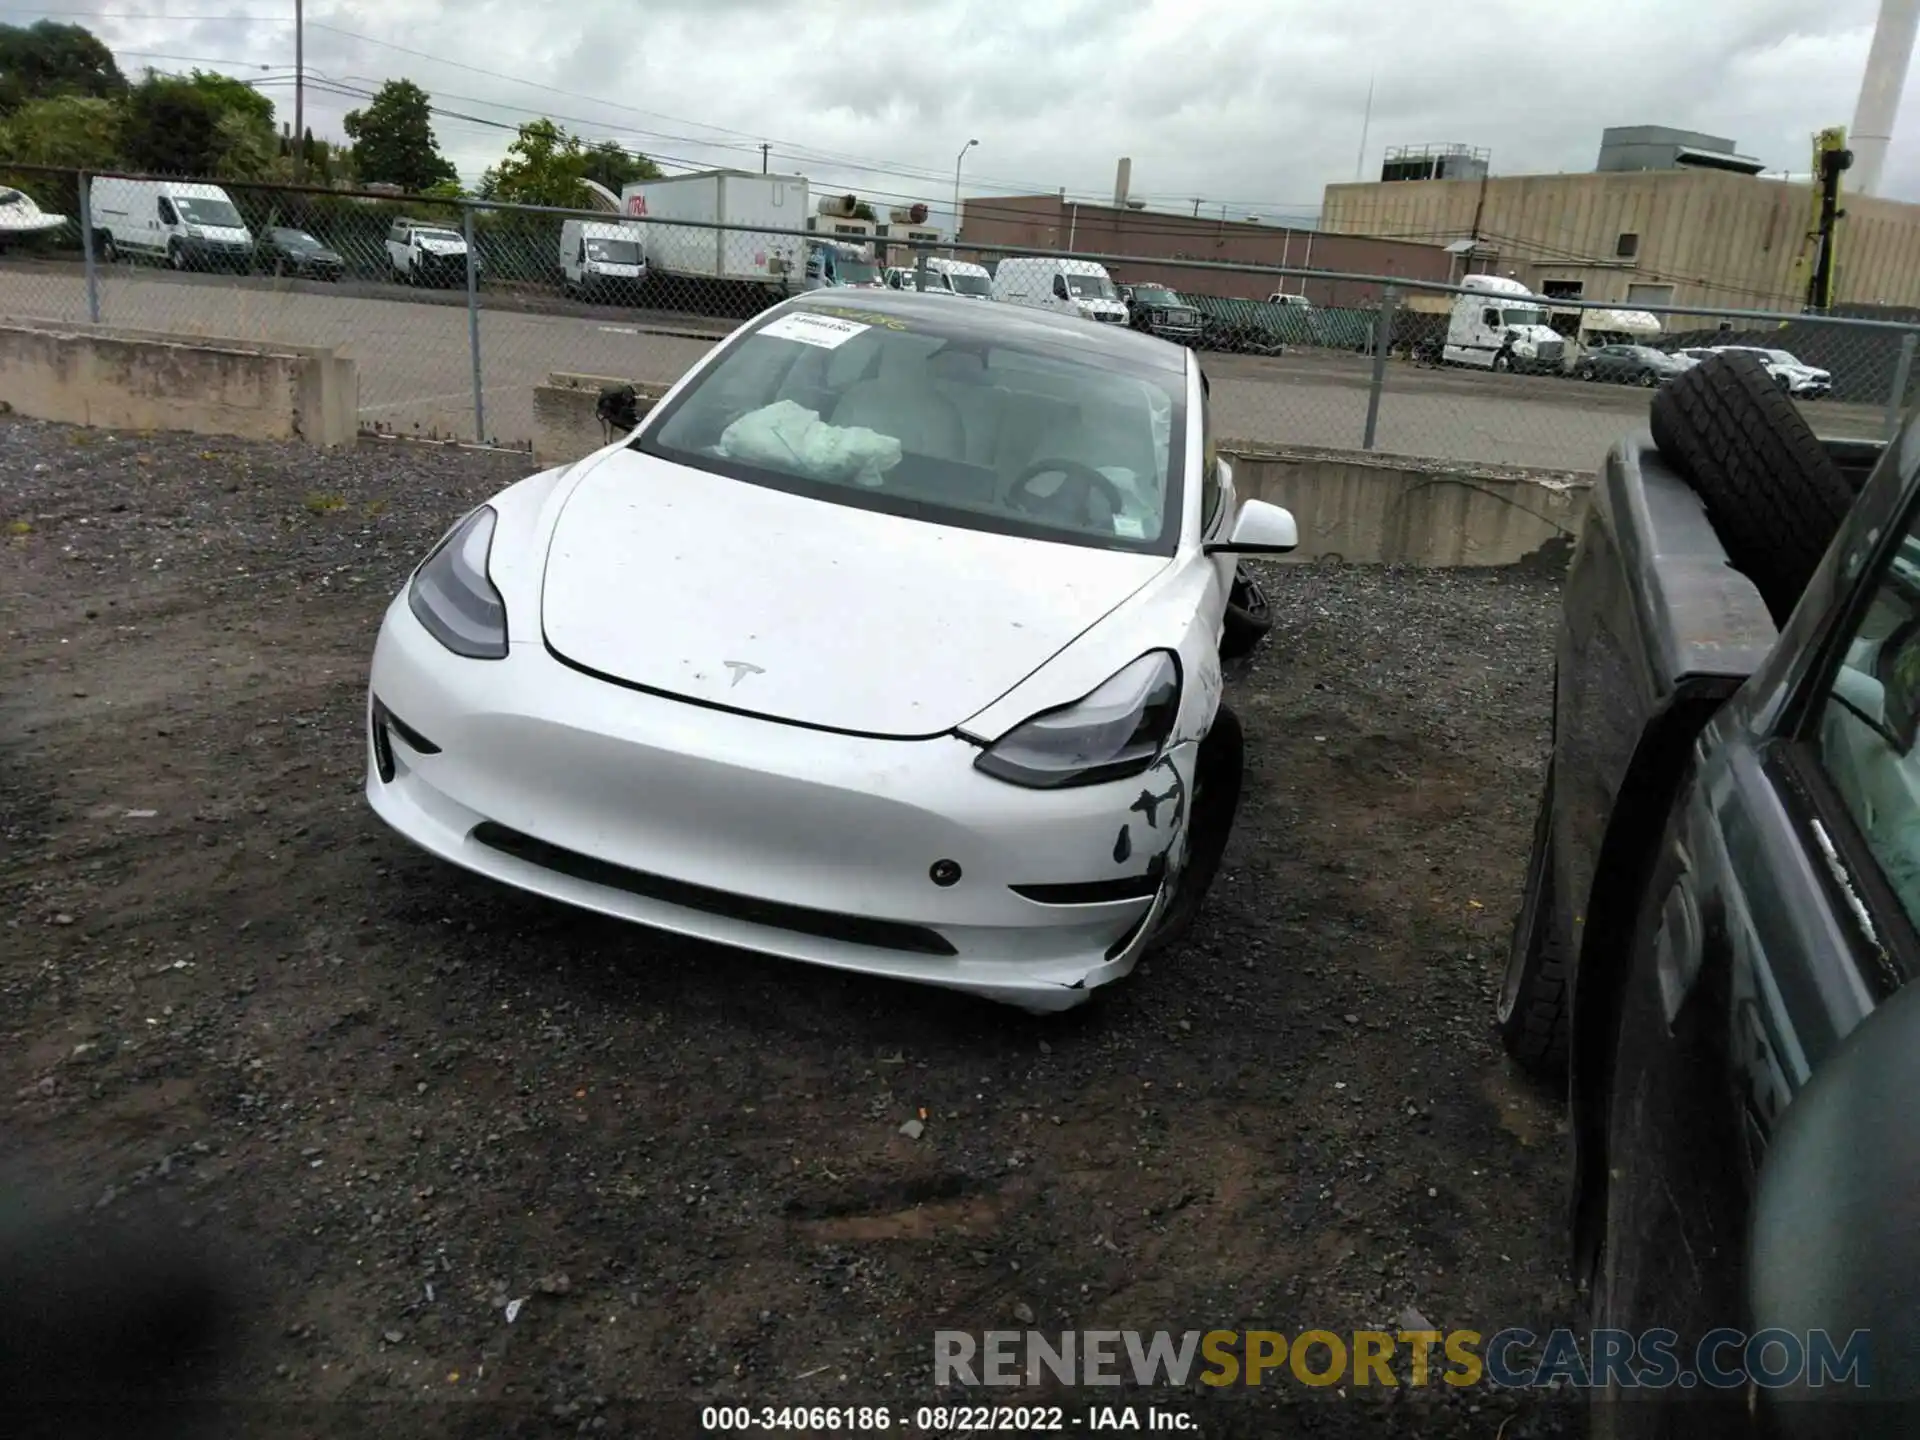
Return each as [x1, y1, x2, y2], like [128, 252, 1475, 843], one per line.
[1321, 123, 1920, 317]
[955, 190, 1451, 306]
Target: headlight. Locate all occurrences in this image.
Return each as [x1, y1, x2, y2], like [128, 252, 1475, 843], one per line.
[974, 653, 1181, 789]
[407, 506, 507, 658]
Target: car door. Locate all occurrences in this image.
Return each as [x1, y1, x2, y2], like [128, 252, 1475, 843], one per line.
[1589, 429, 1920, 1419]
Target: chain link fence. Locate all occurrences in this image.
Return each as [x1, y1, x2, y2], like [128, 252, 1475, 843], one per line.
[2, 164, 1917, 474]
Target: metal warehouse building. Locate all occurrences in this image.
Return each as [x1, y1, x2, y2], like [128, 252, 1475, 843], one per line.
[955, 194, 1454, 306]
[1320, 126, 1920, 317]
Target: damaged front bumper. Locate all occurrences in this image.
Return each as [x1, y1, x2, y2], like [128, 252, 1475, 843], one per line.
[364, 596, 1197, 1011]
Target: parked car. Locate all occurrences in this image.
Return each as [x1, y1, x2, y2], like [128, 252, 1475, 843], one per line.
[256, 227, 344, 281]
[1574, 343, 1687, 386]
[1710, 345, 1832, 398]
[88, 177, 253, 272]
[1118, 282, 1202, 345]
[1500, 350, 1917, 1433]
[364, 289, 1299, 1013]
[386, 218, 473, 288]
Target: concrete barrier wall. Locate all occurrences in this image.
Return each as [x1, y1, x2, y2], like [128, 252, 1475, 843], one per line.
[0, 322, 357, 448]
[522, 375, 1593, 566]
[1223, 442, 1591, 568]
[533, 373, 670, 467]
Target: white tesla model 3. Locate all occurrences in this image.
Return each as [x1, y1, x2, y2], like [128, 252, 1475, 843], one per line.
[365, 289, 1297, 1011]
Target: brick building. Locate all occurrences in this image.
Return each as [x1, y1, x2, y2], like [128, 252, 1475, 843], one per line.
[955, 195, 1454, 305]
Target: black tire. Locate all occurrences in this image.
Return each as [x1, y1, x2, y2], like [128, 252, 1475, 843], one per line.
[167, 241, 186, 272]
[1492, 352, 1512, 373]
[1578, 364, 1595, 381]
[1636, 369, 1656, 388]
[1219, 570, 1273, 661]
[1649, 350, 1854, 625]
[1498, 764, 1571, 1075]
[1145, 704, 1244, 956]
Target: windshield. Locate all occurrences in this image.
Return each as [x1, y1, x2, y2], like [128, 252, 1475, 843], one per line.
[949, 271, 991, 296]
[1764, 350, 1802, 366]
[1132, 286, 1184, 307]
[272, 228, 318, 248]
[416, 229, 462, 245]
[1500, 305, 1547, 328]
[837, 259, 880, 285]
[175, 197, 243, 228]
[640, 302, 1185, 554]
[0, 188, 23, 208]
[1066, 272, 1117, 300]
[586, 238, 642, 265]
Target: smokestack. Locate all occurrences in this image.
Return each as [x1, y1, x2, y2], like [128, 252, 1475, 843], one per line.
[1113, 157, 1132, 208]
[1852, 0, 1920, 197]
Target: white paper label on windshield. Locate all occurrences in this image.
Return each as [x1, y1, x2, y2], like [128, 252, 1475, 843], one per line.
[760, 313, 870, 349]
[1113, 516, 1146, 539]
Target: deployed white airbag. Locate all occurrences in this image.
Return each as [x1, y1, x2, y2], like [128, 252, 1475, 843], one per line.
[716, 400, 903, 487]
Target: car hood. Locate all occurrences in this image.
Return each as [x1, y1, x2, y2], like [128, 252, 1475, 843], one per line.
[539, 448, 1169, 737]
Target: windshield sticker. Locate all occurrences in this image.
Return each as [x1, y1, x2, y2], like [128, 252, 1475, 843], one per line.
[761, 313, 871, 349]
[1113, 515, 1146, 539]
[809, 307, 911, 331]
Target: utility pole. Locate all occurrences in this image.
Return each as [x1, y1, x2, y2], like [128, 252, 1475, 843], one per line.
[760, 143, 769, 174]
[1191, 198, 1201, 217]
[293, 0, 304, 182]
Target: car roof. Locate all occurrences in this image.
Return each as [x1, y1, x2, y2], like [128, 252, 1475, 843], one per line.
[782, 288, 1188, 372]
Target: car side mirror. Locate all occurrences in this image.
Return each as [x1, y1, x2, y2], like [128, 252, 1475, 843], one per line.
[1205, 499, 1297, 555]
[1747, 976, 1920, 1433]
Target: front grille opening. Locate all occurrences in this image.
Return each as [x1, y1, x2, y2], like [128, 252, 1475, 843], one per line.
[372, 696, 441, 757]
[469, 822, 958, 957]
[1011, 870, 1161, 906]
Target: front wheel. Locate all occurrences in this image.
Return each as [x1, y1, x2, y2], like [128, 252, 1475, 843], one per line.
[168, 241, 187, 272]
[1497, 762, 1571, 1075]
[1219, 570, 1273, 661]
[1145, 705, 1244, 957]
[1492, 353, 1512, 373]
[1637, 370, 1657, 388]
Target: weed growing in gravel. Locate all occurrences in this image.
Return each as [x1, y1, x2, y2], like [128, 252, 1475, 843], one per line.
[304, 493, 348, 515]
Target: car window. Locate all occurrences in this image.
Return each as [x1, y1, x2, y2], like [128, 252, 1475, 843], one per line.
[1199, 375, 1221, 534]
[1815, 517, 1920, 930]
[640, 304, 1185, 556]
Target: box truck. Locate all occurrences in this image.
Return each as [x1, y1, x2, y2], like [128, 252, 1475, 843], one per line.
[620, 170, 808, 309]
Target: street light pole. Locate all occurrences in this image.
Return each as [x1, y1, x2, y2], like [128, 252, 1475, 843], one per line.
[952, 138, 978, 251]
[293, 0, 304, 180]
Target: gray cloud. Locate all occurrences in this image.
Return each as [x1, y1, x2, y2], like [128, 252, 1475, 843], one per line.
[91, 0, 1918, 223]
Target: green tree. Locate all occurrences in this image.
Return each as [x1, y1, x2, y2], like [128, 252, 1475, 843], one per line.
[187, 68, 273, 131]
[852, 201, 876, 222]
[0, 21, 125, 115]
[211, 108, 280, 180]
[123, 75, 222, 174]
[343, 79, 455, 193]
[582, 138, 661, 193]
[482, 117, 586, 207]
[0, 93, 121, 169]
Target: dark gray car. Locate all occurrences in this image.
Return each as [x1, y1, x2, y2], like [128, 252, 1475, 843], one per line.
[1575, 343, 1685, 386]
[256, 227, 344, 281]
[1501, 349, 1920, 1435]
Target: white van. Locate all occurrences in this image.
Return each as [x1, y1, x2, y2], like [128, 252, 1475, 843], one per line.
[89, 177, 254, 271]
[990, 256, 1128, 324]
[560, 218, 647, 301]
[886, 256, 992, 298]
[1443, 274, 1565, 373]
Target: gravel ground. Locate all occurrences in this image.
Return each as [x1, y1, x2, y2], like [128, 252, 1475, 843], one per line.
[1, 419, 1580, 1438]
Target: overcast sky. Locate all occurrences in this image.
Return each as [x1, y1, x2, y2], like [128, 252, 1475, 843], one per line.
[39, 0, 1920, 223]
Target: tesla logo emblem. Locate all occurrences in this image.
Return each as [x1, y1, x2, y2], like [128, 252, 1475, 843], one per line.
[723, 661, 764, 687]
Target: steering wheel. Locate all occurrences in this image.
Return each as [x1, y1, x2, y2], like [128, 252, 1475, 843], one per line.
[1007, 457, 1129, 528]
